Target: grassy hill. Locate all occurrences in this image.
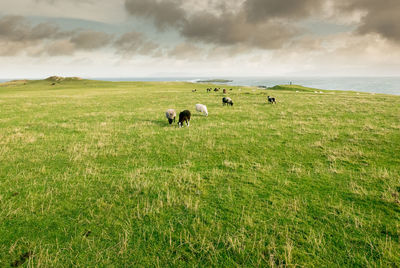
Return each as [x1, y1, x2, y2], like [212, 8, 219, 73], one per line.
[268, 84, 323, 92]
[0, 80, 399, 266]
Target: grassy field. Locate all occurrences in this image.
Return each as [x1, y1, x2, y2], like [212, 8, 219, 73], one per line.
[0, 79, 399, 267]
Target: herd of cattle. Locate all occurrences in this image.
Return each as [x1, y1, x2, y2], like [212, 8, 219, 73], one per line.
[165, 87, 276, 127]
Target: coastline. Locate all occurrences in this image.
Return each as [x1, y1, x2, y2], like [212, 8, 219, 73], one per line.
[1, 77, 400, 95]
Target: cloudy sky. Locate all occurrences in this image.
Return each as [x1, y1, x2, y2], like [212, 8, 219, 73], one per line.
[0, 0, 399, 78]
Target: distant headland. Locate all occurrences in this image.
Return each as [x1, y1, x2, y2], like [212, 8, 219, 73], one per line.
[196, 79, 233, 83]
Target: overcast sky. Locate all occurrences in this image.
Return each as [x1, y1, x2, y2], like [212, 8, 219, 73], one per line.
[0, 0, 399, 78]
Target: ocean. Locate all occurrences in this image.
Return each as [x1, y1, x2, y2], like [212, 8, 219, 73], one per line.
[1, 77, 399, 95]
[97, 77, 400, 95]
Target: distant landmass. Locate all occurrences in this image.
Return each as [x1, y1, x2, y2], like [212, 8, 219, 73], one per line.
[196, 79, 233, 83]
[45, 76, 83, 82]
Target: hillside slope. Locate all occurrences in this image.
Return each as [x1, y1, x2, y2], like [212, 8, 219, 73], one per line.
[0, 80, 399, 266]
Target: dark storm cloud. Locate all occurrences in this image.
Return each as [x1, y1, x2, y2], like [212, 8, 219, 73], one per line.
[71, 31, 112, 50]
[181, 11, 298, 49]
[0, 14, 161, 57]
[0, 15, 123, 56]
[243, 0, 400, 44]
[124, 0, 400, 49]
[243, 0, 323, 22]
[34, 0, 94, 3]
[124, 0, 186, 29]
[114, 31, 160, 56]
[0, 15, 69, 56]
[0, 15, 61, 42]
[124, 0, 301, 50]
[335, 0, 400, 43]
[2, 0, 399, 59]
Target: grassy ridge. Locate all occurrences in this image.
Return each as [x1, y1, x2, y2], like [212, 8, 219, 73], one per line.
[269, 84, 322, 92]
[0, 80, 399, 266]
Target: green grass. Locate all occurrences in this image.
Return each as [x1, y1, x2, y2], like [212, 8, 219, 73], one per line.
[0, 79, 399, 267]
[269, 84, 325, 92]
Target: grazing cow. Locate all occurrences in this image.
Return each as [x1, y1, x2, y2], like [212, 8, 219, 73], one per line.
[222, 97, 234, 106]
[178, 110, 191, 127]
[223, 89, 227, 94]
[268, 96, 276, 104]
